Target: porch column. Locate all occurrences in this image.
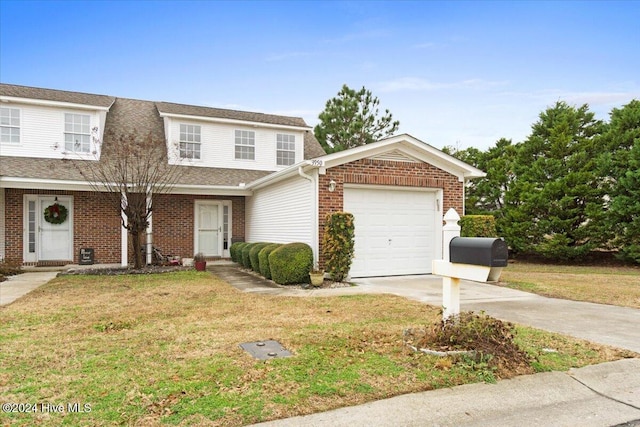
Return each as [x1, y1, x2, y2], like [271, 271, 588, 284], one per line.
[146, 189, 152, 265]
[121, 194, 128, 267]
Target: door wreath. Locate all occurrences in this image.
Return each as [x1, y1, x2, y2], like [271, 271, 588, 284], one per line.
[44, 202, 68, 225]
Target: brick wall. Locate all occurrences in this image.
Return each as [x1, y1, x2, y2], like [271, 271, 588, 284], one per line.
[4, 188, 121, 264]
[3, 188, 245, 264]
[317, 158, 464, 267]
[152, 194, 245, 259]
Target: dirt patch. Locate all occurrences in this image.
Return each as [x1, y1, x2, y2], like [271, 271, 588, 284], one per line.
[404, 311, 534, 379]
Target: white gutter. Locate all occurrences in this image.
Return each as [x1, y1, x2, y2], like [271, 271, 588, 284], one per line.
[247, 159, 323, 190]
[0, 95, 113, 111]
[0, 177, 253, 196]
[158, 112, 311, 132]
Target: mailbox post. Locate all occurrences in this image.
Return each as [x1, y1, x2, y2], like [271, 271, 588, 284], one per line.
[433, 237, 508, 320]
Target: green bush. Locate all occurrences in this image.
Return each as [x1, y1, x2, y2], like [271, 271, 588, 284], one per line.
[258, 243, 282, 279]
[241, 243, 257, 268]
[321, 212, 355, 282]
[269, 242, 313, 285]
[460, 215, 498, 237]
[230, 242, 247, 263]
[249, 242, 271, 272]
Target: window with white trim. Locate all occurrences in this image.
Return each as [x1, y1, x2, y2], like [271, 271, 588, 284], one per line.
[0, 107, 20, 143]
[276, 133, 296, 166]
[235, 130, 255, 160]
[64, 113, 91, 153]
[179, 124, 201, 159]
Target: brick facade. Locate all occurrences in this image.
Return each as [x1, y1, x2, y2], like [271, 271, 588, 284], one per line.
[4, 188, 121, 264]
[317, 158, 464, 267]
[152, 194, 245, 259]
[3, 188, 245, 265]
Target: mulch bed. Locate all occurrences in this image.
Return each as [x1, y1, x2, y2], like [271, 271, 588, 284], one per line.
[59, 265, 192, 276]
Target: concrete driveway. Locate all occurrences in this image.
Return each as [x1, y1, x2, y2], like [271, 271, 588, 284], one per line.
[353, 275, 640, 354]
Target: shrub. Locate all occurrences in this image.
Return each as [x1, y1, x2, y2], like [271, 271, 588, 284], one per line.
[230, 242, 247, 263]
[249, 242, 271, 272]
[460, 215, 498, 237]
[258, 243, 282, 279]
[269, 242, 313, 285]
[0, 259, 22, 282]
[241, 243, 257, 268]
[321, 212, 355, 282]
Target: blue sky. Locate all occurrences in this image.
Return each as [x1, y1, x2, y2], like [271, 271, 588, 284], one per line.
[1, 1, 638, 151]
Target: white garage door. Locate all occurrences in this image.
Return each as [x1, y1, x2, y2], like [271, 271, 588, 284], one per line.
[344, 186, 439, 277]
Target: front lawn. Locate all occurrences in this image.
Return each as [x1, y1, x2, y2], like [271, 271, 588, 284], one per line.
[500, 262, 640, 308]
[0, 271, 634, 426]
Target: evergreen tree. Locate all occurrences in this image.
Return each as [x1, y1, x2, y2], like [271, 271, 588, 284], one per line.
[314, 84, 399, 153]
[503, 102, 605, 260]
[597, 100, 640, 262]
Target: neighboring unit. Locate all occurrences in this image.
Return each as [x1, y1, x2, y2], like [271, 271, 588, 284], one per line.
[0, 83, 483, 277]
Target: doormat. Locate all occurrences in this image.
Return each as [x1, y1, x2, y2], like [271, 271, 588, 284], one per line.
[240, 340, 293, 360]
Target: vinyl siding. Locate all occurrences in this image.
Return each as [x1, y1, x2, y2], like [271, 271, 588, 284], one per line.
[165, 118, 304, 171]
[245, 175, 314, 245]
[0, 102, 103, 159]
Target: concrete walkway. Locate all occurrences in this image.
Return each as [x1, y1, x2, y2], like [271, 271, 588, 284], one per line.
[0, 271, 59, 305]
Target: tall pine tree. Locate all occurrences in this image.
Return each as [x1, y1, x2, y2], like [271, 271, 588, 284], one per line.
[503, 102, 605, 260]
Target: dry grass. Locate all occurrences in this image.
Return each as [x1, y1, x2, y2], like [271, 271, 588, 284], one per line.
[500, 262, 640, 308]
[0, 271, 633, 426]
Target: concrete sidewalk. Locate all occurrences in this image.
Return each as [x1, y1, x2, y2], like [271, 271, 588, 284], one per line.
[252, 358, 640, 427]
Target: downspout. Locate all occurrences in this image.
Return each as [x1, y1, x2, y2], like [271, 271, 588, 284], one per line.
[298, 166, 319, 264]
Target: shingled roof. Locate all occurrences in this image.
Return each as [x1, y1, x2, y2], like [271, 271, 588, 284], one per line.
[156, 101, 308, 128]
[0, 156, 272, 187]
[0, 84, 326, 188]
[0, 83, 115, 108]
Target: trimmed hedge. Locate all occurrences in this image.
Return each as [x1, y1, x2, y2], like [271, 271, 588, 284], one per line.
[258, 243, 282, 279]
[249, 243, 271, 272]
[241, 243, 257, 268]
[460, 215, 498, 237]
[230, 242, 248, 263]
[269, 242, 313, 285]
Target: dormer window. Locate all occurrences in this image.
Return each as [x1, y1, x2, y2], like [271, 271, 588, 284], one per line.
[235, 130, 255, 160]
[276, 133, 296, 166]
[64, 113, 91, 153]
[0, 107, 20, 143]
[180, 124, 201, 159]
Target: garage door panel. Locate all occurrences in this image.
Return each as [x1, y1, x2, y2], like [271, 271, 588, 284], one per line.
[344, 187, 439, 278]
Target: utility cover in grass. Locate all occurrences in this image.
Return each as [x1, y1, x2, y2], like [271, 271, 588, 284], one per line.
[240, 340, 293, 360]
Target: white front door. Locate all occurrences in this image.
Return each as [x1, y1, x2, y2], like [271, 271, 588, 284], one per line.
[195, 201, 222, 257]
[24, 195, 74, 262]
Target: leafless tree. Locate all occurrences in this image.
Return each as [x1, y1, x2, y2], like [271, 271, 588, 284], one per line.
[68, 128, 184, 268]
